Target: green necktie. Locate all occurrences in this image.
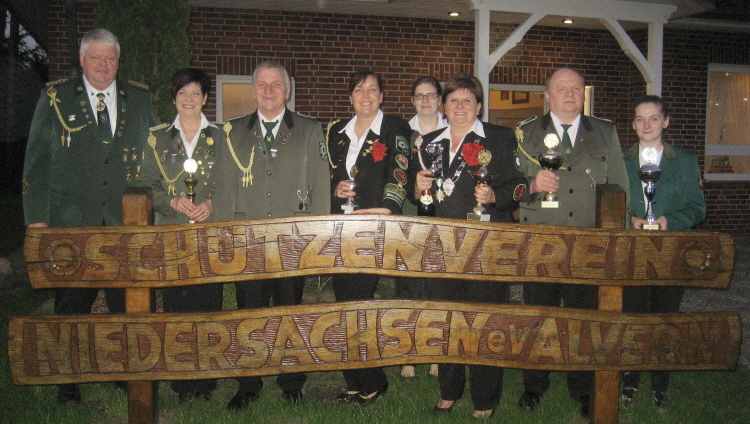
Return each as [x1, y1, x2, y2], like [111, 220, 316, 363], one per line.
[560, 124, 573, 157]
[96, 93, 113, 143]
[263, 120, 277, 153]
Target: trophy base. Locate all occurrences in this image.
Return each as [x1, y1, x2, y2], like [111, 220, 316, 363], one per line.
[467, 213, 490, 221]
[341, 204, 357, 215]
[643, 223, 660, 230]
[541, 200, 559, 208]
[187, 219, 196, 224]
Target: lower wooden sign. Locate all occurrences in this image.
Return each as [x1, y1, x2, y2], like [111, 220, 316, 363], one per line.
[9, 300, 740, 385]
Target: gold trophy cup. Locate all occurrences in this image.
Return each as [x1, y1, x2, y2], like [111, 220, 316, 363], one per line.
[183, 158, 198, 224]
[638, 147, 662, 230]
[467, 150, 493, 221]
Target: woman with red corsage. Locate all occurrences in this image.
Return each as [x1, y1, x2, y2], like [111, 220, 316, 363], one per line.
[408, 72, 527, 419]
[324, 70, 412, 405]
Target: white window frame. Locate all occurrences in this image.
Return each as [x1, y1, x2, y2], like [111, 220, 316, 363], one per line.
[704, 63, 750, 182]
[215, 74, 296, 122]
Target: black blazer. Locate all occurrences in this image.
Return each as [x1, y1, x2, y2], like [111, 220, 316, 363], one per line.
[408, 121, 527, 222]
[327, 113, 412, 214]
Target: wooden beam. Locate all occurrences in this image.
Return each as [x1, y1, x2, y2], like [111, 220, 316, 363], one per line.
[121, 187, 157, 424]
[8, 300, 741, 385]
[23, 216, 734, 289]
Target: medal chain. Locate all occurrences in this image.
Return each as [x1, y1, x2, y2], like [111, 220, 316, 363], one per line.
[224, 122, 255, 187]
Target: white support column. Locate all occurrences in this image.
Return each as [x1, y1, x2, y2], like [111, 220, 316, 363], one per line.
[648, 22, 664, 96]
[474, 6, 491, 120]
[601, 18, 654, 88]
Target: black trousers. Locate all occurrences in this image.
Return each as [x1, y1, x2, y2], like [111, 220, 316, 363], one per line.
[163, 283, 224, 396]
[427, 278, 509, 411]
[521, 282, 597, 399]
[234, 277, 307, 394]
[332, 273, 388, 396]
[622, 285, 685, 393]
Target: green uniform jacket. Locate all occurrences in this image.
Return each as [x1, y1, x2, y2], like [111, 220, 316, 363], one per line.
[623, 142, 705, 231]
[140, 121, 222, 225]
[515, 113, 629, 228]
[212, 109, 330, 221]
[23, 77, 159, 227]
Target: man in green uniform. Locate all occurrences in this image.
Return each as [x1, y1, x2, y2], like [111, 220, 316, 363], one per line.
[514, 68, 629, 418]
[213, 61, 330, 411]
[22, 28, 159, 404]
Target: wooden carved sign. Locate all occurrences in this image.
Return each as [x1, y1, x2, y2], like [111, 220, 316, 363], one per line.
[24, 215, 733, 289]
[8, 300, 740, 385]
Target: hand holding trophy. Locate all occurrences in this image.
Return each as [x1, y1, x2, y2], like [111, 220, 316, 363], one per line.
[467, 150, 493, 221]
[537, 133, 564, 208]
[183, 158, 198, 223]
[638, 147, 662, 230]
[341, 165, 358, 214]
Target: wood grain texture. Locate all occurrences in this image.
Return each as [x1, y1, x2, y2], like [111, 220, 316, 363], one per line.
[23, 215, 734, 289]
[8, 300, 740, 385]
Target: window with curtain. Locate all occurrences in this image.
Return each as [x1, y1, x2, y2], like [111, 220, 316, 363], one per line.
[705, 64, 750, 181]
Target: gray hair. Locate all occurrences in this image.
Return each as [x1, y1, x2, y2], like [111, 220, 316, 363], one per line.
[80, 28, 120, 58]
[253, 61, 291, 89]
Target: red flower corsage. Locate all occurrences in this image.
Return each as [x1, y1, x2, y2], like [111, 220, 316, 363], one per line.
[461, 143, 485, 166]
[372, 141, 388, 162]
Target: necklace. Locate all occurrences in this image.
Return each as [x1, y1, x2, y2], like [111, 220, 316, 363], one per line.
[224, 122, 255, 187]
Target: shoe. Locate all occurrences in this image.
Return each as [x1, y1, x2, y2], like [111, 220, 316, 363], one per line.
[335, 391, 360, 403]
[652, 391, 665, 408]
[620, 387, 637, 408]
[577, 395, 590, 419]
[472, 409, 495, 419]
[401, 365, 416, 377]
[283, 389, 304, 403]
[227, 391, 259, 411]
[433, 399, 455, 413]
[517, 390, 542, 410]
[57, 384, 81, 405]
[355, 390, 383, 405]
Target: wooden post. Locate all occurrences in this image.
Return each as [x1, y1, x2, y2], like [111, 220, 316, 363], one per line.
[593, 184, 627, 424]
[121, 187, 157, 424]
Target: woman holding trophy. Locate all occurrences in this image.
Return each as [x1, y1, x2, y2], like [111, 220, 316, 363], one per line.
[325, 70, 412, 404]
[140, 68, 224, 400]
[620, 95, 706, 408]
[408, 72, 527, 418]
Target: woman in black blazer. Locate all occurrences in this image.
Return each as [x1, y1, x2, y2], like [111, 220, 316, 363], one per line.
[409, 72, 527, 418]
[325, 70, 412, 404]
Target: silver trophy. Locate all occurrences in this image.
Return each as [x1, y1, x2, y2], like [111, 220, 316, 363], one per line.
[341, 165, 358, 214]
[538, 134, 564, 208]
[467, 150, 493, 221]
[638, 147, 662, 230]
[183, 158, 199, 224]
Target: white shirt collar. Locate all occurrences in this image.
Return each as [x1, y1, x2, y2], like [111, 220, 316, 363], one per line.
[258, 109, 285, 136]
[550, 112, 581, 146]
[83, 77, 116, 99]
[433, 119, 485, 163]
[169, 112, 216, 158]
[408, 111, 448, 135]
[340, 109, 384, 137]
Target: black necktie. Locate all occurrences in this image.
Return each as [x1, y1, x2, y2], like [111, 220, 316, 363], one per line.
[560, 124, 573, 157]
[263, 120, 277, 153]
[96, 93, 113, 143]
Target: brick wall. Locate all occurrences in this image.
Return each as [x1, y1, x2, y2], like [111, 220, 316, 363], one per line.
[45, 0, 750, 234]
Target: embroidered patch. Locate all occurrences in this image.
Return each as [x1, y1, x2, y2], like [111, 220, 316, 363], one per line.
[384, 183, 406, 205]
[396, 135, 409, 153]
[319, 139, 328, 161]
[396, 154, 408, 170]
[513, 183, 527, 201]
[393, 168, 407, 185]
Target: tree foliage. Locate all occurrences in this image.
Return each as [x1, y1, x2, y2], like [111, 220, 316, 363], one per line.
[96, 0, 191, 122]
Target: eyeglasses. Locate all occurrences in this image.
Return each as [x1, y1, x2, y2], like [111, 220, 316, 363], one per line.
[413, 93, 440, 101]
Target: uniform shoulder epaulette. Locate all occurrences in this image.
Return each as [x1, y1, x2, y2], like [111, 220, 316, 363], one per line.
[127, 80, 150, 90]
[149, 123, 169, 132]
[296, 112, 316, 119]
[587, 115, 613, 124]
[227, 113, 251, 122]
[45, 78, 69, 87]
[516, 115, 538, 127]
